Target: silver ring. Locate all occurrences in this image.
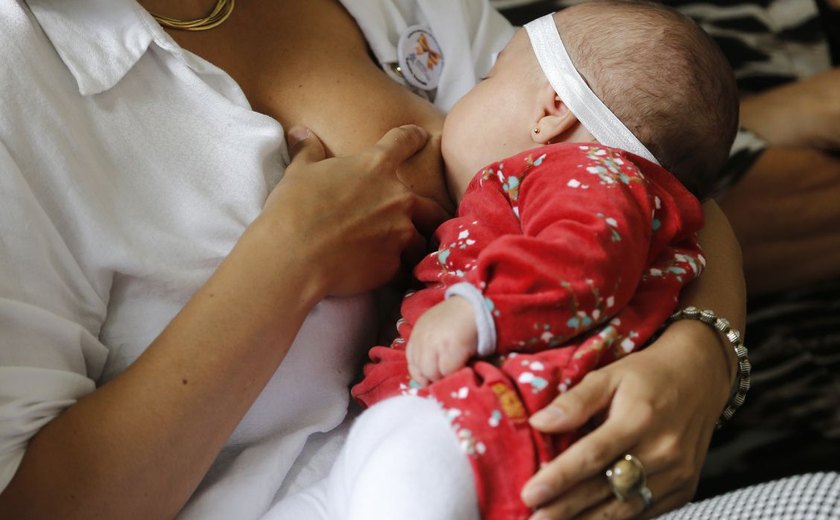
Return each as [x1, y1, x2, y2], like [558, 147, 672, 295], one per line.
[605, 454, 646, 501]
[639, 485, 653, 511]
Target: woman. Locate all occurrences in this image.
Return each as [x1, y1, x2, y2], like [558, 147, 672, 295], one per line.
[0, 0, 745, 518]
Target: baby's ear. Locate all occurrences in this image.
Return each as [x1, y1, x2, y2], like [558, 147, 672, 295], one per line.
[531, 83, 581, 144]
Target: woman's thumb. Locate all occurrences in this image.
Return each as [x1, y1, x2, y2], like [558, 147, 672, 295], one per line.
[287, 126, 326, 164]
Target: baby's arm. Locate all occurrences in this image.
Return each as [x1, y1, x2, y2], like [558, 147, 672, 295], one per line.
[453, 148, 702, 357]
[406, 147, 704, 383]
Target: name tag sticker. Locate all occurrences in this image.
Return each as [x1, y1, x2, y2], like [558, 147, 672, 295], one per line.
[397, 25, 444, 91]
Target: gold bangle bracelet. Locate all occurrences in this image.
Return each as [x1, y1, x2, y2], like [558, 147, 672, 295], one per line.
[667, 306, 751, 428]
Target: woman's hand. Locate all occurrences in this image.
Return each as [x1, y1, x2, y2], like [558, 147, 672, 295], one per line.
[520, 321, 729, 519]
[260, 124, 440, 298]
[740, 67, 840, 151]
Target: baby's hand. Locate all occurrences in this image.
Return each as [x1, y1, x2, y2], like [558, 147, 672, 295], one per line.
[406, 296, 478, 386]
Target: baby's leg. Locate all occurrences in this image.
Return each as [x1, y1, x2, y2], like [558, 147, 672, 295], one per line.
[267, 395, 478, 520]
[340, 395, 479, 520]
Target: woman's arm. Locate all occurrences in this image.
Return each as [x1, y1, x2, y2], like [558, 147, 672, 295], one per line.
[0, 126, 429, 519]
[719, 147, 840, 294]
[738, 68, 840, 152]
[520, 202, 745, 520]
[719, 69, 840, 294]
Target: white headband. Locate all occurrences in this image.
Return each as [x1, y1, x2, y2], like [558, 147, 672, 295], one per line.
[524, 13, 659, 164]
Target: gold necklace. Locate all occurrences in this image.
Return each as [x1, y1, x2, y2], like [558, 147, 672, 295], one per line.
[151, 0, 235, 31]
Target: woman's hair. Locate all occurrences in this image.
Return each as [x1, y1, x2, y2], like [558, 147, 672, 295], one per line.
[555, 0, 739, 199]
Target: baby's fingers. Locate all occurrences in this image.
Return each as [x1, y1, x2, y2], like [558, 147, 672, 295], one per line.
[406, 340, 429, 387]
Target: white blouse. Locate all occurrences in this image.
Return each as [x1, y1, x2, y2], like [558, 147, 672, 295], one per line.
[0, 0, 513, 517]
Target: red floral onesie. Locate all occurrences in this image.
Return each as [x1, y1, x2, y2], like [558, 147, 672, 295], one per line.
[351, 142, 705, 520]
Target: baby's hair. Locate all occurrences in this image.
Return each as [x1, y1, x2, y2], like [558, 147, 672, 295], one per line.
[554, 0, 739, 199]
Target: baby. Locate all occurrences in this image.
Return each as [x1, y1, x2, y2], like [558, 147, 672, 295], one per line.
[270, 2, 738, 519]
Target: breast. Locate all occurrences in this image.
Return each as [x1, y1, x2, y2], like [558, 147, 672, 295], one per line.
[168, 0, 451, 215]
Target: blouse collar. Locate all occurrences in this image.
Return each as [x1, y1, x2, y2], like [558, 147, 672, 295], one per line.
[27, 0, 177, 95]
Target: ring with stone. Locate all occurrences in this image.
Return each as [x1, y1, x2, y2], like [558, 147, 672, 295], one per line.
[639, 484, 653, 511]
[605, 454, 647, 501]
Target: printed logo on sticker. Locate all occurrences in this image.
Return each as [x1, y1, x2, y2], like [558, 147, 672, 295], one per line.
[397, 25, 444, 91]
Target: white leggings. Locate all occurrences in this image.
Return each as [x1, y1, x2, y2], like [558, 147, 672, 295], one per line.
[265, 396, 479, 520]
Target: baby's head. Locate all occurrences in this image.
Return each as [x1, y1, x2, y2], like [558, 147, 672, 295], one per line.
[442, 0, 739, 201]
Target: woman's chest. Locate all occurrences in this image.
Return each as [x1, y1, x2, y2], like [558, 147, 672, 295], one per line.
[168, 0, 445, 157]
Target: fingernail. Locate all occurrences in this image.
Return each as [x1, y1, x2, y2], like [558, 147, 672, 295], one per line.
[529, 511, 550, 520]
[286, 126, 311, 147]
[529, 406, 565, 428]
[521, 483, 551, 506]
[403, 124, 428, 138]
